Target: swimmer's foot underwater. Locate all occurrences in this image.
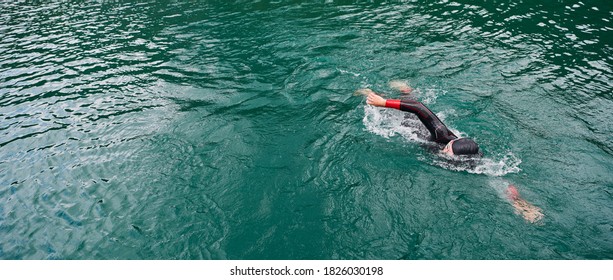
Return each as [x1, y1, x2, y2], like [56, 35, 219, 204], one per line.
[506, 185, 544, 223]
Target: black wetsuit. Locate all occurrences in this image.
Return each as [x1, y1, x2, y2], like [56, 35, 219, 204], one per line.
[385, 99, 458, 144]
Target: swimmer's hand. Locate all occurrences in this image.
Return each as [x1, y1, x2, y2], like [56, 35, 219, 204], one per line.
[366, 91, 387, 107]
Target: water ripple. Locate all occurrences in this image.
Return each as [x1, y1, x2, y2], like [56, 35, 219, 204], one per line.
[1, 0, 612, 259]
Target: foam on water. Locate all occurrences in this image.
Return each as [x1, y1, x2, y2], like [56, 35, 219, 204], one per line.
[363, 104, 429, 143]
[414, 87, 445, 105]
[337, 68, 361, 77]
[431, 152, 522, 177]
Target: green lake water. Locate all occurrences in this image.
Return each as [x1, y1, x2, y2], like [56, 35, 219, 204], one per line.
[1, 0, 612, 259]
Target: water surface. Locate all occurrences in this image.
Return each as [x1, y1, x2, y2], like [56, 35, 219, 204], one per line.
[1, 0, 612, 259]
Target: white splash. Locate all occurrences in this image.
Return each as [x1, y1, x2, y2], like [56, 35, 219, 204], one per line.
[431, 152, 522, 177]
[337, 68, 361, 77]
[363, 105, 429, 143]
[417, 87, 446, 105]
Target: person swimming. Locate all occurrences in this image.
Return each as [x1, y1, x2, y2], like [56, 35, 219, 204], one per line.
[359, 86, 480, 156]
[358, 82, 543, 223]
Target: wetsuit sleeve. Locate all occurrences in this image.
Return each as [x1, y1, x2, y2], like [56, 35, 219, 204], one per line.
[385, 99, 458, 144]
[385, 99, 429, 119]
[385, 99, 401, 110]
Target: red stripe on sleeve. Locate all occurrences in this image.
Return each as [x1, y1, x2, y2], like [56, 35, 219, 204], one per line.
[385, 99, 401, 110]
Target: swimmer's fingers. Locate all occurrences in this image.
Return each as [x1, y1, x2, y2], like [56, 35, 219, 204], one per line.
[366, 94, 374, 104]
[366, 92, 386, 107]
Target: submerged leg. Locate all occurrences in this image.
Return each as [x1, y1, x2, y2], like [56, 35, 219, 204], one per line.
[506, 185, 544, 224]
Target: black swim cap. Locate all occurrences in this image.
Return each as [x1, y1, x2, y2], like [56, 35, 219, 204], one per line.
[451, 138, 479, 155]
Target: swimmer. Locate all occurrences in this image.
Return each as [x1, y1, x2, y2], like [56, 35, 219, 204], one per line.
[359, 82, 543, 223]
[359, 86, 479, 156]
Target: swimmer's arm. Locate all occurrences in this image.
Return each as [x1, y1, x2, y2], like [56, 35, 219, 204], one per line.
[366, 92, 421, 113]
